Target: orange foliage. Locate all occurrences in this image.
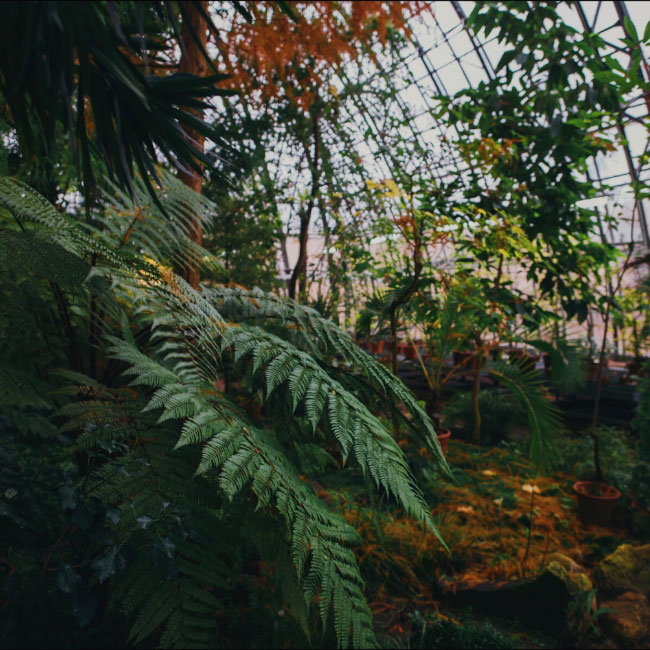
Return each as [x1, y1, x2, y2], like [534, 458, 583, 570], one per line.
[216, 1, 433, 110]
[323, 441, 629, 619]
[459, 136, 521, 169]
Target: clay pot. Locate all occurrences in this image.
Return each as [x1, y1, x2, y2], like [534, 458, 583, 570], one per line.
[626, 359, 647, 377]
[403, 344, 417, 360]
[587, 360, 609, 383]
[573, 481, 621, 526]
[437, 428, 451, 457]
[375, 339, 385, 355]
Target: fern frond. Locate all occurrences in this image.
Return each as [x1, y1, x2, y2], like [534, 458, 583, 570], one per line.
[221, 327, 443, 542]
[207, 285, 447, 468]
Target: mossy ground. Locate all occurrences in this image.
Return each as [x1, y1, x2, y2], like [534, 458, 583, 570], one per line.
[318, 440, 647, 646]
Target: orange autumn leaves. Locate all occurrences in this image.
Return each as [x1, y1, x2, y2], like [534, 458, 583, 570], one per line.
[215, 1, 433, 110]
[329, 442, 627, 602]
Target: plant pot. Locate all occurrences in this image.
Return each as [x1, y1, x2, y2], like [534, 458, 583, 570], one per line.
[437, 428, 451, 457]
[573, 481, 621, 526]
[403, 345, 417, 360]
[587, 360, 609, 383]
[626, 358, 647, 377]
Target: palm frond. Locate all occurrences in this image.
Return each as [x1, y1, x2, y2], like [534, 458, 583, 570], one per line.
[487, 361, 562, 473]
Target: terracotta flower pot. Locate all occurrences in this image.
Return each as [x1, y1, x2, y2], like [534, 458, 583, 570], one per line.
[403, 345, 417, 360]
[626, 359, 647, 377]
[587, 360, 609, 383]
[375, 339, 385, 355]
[437, 428, 451, 457]
[573, 481, 621, 526]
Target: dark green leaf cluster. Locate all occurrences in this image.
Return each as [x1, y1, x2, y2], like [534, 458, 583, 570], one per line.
[0, 175, 446, 648]
[0, 2, 241, 204]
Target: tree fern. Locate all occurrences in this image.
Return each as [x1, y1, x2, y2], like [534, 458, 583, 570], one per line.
[0, 175, 448, 648]
[208, 285, 448, 465]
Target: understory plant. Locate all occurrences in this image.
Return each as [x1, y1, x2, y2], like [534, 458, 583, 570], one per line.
[0, 174, 449, 648]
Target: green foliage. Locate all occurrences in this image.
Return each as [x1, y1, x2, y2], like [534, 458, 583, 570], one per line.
[438, 0, 628, 321]
[441, 358, 563, 474]
[632, 363, 650, 461]
[550, 425, 633, 487]
[406, 610, 521, 649]
[443, 389, 527, 446]
[487, 361, 562, 473]
[505, 425, 649, 507]
[0, 175, 446, 648]
[0, 1, 240, 202]
[203, 194, 282, 291]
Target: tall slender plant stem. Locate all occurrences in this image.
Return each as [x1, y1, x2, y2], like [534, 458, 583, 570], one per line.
[521, 487, 535, 578]
[590, 217, 636, 484]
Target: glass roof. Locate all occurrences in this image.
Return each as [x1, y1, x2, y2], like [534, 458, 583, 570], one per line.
[213, 1, 650, 292]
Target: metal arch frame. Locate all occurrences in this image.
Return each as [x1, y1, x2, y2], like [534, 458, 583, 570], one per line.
[572, 1, 650, 249]
[345, 0, 650, 247]
[264, 0, 649, 283]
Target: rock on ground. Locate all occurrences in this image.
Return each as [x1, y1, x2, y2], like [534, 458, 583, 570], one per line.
[595, 544, 650, 596]
[599, 591, 650, 648]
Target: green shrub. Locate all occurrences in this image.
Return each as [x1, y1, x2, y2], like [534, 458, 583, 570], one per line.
[442, 389, 528, 446]
[406, 610, 521, 649]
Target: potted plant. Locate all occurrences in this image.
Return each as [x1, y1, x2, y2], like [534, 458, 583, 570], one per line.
[573, 423, 621, 526]
[573, 479, 621, 527]
[436, 427, 452, 456]
[574, 278, 625, 526]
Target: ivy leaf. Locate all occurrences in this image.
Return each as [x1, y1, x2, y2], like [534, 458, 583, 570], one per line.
[59, 485, 79, 511]
[56, 564, 81, 594]
[92, 547, 125, 583]
[136, 515, 153, 529]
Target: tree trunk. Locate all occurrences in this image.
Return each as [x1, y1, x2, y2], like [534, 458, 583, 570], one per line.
[178, 1, 208, 289]
[390, 308, 399, 376]
[289, 212, 310, 300]
[288, 113, 320, 301]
